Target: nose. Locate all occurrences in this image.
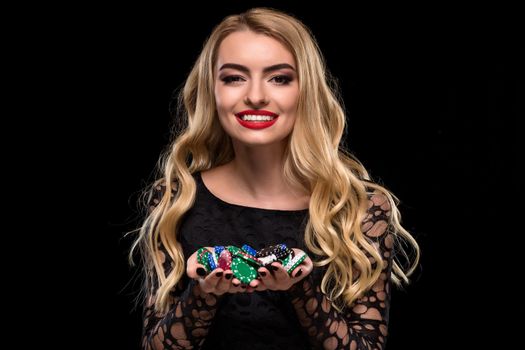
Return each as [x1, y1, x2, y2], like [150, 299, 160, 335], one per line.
[243, 81, 268, 108]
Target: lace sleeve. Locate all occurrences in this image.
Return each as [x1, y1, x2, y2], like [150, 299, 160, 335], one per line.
[286, 192, 394, 350]
[141, 180, 226, 350]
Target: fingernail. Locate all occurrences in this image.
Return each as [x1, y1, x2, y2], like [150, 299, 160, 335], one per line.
[197, 268, 206, 276]
[225, 273, 232, 279]
[253, 285, 258, 288]
[259, 271, 267, 277]
[241, 285, 246, 289]
[215, 271, 223, 277]
[295, 269, 303, 277]
[233, 282, 240, 287]
[271, 265, 278, 271]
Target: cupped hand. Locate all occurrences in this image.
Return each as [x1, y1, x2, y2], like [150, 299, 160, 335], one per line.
[186, 247, 246, 295]
[244, 248, 313, 292]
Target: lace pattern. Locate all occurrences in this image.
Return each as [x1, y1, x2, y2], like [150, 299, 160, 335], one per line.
[140, 175, 393, 349]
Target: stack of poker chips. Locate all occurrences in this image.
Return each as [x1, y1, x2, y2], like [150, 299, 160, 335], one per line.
[196, 244, 308, 284]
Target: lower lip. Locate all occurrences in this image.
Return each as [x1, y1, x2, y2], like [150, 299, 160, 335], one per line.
[236, 115, 279, 129]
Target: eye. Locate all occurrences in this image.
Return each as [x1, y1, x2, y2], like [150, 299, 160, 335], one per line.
[270, 75, 293, 85]
[221, 75, 245, 84]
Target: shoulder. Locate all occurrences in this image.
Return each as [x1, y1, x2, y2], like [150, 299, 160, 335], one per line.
[147, 177, 179, 213]
[362, 189, 392, 238]
[366, 190, 391, 213]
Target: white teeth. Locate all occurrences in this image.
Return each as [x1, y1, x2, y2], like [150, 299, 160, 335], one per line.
[241, 115, 275, 121]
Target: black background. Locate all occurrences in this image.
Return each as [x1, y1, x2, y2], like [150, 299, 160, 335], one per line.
[49, 2, 519, 349]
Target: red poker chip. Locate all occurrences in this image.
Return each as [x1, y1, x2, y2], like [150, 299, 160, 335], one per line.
[218, 249, 232, 270]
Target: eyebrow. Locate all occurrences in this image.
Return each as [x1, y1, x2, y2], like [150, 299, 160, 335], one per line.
[219, 63, 296, 74]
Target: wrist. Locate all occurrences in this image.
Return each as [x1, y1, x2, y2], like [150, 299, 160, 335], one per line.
[192, 280, 227, 304]
[285, 277, 308, 301]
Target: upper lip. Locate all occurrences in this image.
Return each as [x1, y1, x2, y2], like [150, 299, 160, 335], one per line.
[235, 110, 279, 118]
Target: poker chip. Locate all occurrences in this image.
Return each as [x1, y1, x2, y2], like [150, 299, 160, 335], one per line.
[237, 250, 263, 267]
[227, 245, 242, 256]
[195, 243, 309, 280]
[284, 252, 307, 274]
[197, 247, 213, 273]
[214, 245, 225, 258]
[280, 253, 292, 267]
[207, 252, 217, 270]
[257, 244, 292, 260]
[218, 249, 232, 270]
[241, 244, 258, 257]
[256, 245, 277, 257]
[231, 256, 257, 284]
[258, 254, 278, 266]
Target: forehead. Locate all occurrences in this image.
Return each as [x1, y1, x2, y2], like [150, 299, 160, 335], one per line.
[216, 31, 295, 69]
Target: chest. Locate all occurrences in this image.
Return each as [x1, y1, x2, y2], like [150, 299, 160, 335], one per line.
[178, 204, 309, 260]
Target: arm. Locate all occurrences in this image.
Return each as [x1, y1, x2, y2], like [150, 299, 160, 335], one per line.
[141, 181, 225, 350]
[142, 252, 225, 350]
[286, 192, 394, 350]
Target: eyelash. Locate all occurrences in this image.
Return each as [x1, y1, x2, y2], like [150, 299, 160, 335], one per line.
[221, 75, 293, 85]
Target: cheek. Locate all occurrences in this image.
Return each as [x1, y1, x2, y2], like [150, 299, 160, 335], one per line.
[214, 85, 225, 111]
[215, 85, 242, 112]
[272, 86, 298, 106]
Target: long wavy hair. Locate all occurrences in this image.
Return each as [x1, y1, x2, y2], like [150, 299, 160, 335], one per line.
[130, 7, 419, 314]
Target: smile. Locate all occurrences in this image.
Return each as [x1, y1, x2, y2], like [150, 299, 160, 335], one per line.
[234, 110, 279, 130]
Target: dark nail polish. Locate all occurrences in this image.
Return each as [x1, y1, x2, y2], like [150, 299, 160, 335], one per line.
[225, 273, 232, 279]
[271, 265, 278, 271]
[259, 271, 267, 277]
[216, 271, 223, 277]
[295, 269, 303, 277]
[241, 285, 246, 289]
[197, 267, 206, 276]
[233, 282, 240, 287]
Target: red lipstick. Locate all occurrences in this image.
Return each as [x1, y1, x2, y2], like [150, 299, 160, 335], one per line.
[234, 110, 279, 130]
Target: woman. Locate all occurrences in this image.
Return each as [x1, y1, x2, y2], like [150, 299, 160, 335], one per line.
[130, 7, 419, 350]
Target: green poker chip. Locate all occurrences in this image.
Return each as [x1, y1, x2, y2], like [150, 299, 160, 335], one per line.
[285, 252, 307, 275]
[197, 248, 213, 272]
[231, 256, 257, 284]
[280, 253, 292, 266]
[227, 245, 242, 256]
[237, 250, 262, 267]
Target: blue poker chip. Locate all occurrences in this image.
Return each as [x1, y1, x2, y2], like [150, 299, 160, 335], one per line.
[207, 253, 217, 270]
[214, 245, 225, 259]
[241, 244, 258, 257]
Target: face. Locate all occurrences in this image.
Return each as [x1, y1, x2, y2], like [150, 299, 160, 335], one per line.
[214, 30, 299, 147]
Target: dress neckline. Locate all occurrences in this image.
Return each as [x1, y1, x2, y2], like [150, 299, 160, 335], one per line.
[196, 171, 309, 214]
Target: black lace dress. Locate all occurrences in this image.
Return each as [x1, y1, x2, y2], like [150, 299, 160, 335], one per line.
[141, 171, 394, 350]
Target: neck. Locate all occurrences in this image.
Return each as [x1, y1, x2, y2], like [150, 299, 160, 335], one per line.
[227, 139, 297, 200]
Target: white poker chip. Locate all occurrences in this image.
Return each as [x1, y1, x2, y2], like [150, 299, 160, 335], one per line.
[284, 252, 307, 274]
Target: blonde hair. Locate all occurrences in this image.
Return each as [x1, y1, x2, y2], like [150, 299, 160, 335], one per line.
[130, 7, 419, 314]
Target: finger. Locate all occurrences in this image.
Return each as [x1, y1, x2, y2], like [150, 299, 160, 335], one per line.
[258, 267, 270, 279]
[271, 262, 289, 279]
[187, 247, 213, 279]
[197, 265, 209, 277]
[209, 268, 224, 284]
[257, 267, 271, 285]
[291, 266, 304, 278]
[216, 269, 233, 292]
[223, 270, 233, 281]
[268, 263, 280, 274]
[258, 266, 277, 289]
[200, 268, 223, 293]
[229, 277, 245, 293]
[188, 263, 208, 280]
[232, 277, 242, 287]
